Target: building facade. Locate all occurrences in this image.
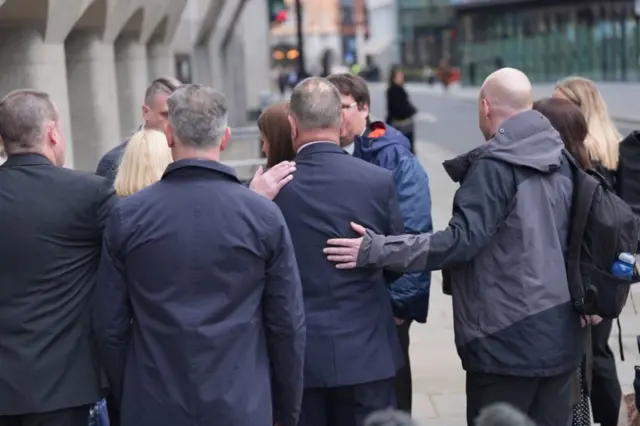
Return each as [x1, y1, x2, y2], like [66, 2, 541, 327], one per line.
[0, 0, 270, 171]
[455, 0, 640, 85]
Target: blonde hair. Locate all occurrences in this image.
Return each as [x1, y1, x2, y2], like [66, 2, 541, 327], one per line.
[114, 129, 173, 197]
[555, 76, 621, 170]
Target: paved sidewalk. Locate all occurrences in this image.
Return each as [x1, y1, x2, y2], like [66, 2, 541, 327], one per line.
[370, 82, 640, 125]
[411, 139, 640, 425]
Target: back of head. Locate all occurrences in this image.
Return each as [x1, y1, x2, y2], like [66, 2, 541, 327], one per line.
[474, 403, 537, 426]
[555, 76, 621, 169]
[480, 67, 533, 116]
[167, 84, 228, 149]
[0, 90, 58, 157]
[326, 73, 371, 109]
[478, 67, 533, 139]
[289, 77, 342, 144]
[257, 101, 295, 168]
[364, 409, 418, 426]
[114, 129, 173, 197]
[533, 97, 590, 169]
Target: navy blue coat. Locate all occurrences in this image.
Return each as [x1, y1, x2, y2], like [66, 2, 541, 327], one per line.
[354, 122, 432, 322]
[95, 141, 127, 184]
[92, 159, 306, 426]
[273, 142, 404, 388]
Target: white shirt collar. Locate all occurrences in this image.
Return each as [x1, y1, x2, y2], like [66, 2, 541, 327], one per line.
[297, 141, 335, 154]
[342, 126, 367, 156]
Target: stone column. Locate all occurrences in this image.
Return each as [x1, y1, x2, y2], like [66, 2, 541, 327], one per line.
[65, 30, 121, 172]
[147, 42, 174, 82]
[115, 37, 148, 138]
[0, 27, 75, 168]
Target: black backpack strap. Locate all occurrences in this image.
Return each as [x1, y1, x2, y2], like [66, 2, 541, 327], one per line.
[565, 151, 599, 315]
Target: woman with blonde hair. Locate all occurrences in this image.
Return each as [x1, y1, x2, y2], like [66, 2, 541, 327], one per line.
[114, 129, 173, 197]
[554, 77, 621, 176]
[553, 76, 622, 426]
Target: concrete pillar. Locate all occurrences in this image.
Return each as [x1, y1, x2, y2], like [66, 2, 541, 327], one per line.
[0, 27, 75, 168]
[147, 42, 174, 82]
[65, 30, 121, 172]
[193, 44, 212, 86]
[115, 37, 148, 138]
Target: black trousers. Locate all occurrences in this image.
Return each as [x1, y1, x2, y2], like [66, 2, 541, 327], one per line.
[0, 406, 91, 426]
[107, 394, 120, 426]
[298, 378, 396, 426]
[590, 319, 621, 426]
[395, 320, 412, 413]
[466, 370, 574, 426]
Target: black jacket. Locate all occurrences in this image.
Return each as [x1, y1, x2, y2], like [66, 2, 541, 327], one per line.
[0, 154, 116, 415]
[385, 83, 417, 123]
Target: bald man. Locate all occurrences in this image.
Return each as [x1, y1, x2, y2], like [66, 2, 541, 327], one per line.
[323, 68, 582, 426]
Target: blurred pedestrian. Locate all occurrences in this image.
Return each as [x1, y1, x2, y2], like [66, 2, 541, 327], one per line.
[324, 68, 583, 426]
[96, 76, 181, 183]
[554, 76, 623, 426]
[0, 89, 116, 425]
[274, 77, 405, 426]
[328, 72, 432, 414]
[385, 66, 417, 153]
[92, 84, 305, 426]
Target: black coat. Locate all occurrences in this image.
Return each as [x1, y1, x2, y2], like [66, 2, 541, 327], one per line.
[0, 153, 116, 415]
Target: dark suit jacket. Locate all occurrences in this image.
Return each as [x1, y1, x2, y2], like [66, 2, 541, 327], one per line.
[92, 159, 306, 426]
[273, 142, 405, 388]
[0, 153, 116, 415]
[95, 141, 127, 184]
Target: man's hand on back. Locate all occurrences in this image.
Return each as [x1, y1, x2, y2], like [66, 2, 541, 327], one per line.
[250, 161, 296, 201]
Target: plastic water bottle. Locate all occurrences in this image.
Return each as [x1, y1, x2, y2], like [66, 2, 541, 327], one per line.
[611, 252, 635, 279]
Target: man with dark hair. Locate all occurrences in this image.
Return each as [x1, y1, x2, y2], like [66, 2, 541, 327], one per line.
[0, 89, 116, 425]
[96, 76, 182, 182]
[327, 72, 432, 414]
[93, 84, 305, 426]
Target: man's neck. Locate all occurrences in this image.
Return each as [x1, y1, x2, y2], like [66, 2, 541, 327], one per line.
[172, 147, 221, 162]
[294, 131, 339, 152]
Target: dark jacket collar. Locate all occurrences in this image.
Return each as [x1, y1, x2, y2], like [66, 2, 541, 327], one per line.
[162, 158, 240, 183]
[295, 142, 346, 160]
[3, 153, 54, 167]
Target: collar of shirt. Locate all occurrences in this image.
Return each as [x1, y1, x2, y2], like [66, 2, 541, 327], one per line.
[297, 140, 335, 154]
[342, 126, 367, 155]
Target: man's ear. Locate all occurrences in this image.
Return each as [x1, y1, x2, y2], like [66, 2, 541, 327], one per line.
[220, 127, 231, 152]
[288, 115, 298, 141]
[164, 122, 175, 148]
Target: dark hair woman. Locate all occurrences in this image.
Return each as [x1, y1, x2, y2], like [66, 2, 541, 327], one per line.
[533, 96, 592, 426]
[386, 65, 417, 153]
[533, 97, 590, 169]
[257, 101, 296, 168]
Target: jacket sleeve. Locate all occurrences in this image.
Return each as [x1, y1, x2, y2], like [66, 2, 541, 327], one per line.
[387, 157, 433, 322]
[95, 179, 117, 235]
[92, 206, 132, 404]
[357, 158, 515, 273]
[263, 209, 306, 426]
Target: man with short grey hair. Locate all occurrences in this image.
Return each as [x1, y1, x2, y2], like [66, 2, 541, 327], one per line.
[92, 84, 306, 426]
[273, 77, 405, 426]
[0, 89, 116, 425]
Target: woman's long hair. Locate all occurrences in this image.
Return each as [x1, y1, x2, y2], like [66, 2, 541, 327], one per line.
[257, 102, 295, 168]
[114, 129, 173, 197]
[555, 76, 621, 170]
[533, 97, 590, 170]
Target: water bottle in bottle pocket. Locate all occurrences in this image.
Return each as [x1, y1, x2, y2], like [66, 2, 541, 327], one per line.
[611, 252, 635, 279]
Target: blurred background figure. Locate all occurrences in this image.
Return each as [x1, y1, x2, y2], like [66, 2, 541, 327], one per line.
[113, 129, 173, 198]
[385, 66, 418, 153]
[475, 403, 537, 426]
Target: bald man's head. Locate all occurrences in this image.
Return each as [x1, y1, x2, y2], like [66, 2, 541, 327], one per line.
[478, 68, 532, 140]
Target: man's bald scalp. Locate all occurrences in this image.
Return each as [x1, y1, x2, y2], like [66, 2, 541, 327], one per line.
[480, 67, 533, 113]
[290, 77, 342, 130]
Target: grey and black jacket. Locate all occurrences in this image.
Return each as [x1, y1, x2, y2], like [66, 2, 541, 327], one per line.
[357, 110, 583, 377]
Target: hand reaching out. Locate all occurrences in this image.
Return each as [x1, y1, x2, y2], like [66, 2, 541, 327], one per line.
[250, 161, 296, 200]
